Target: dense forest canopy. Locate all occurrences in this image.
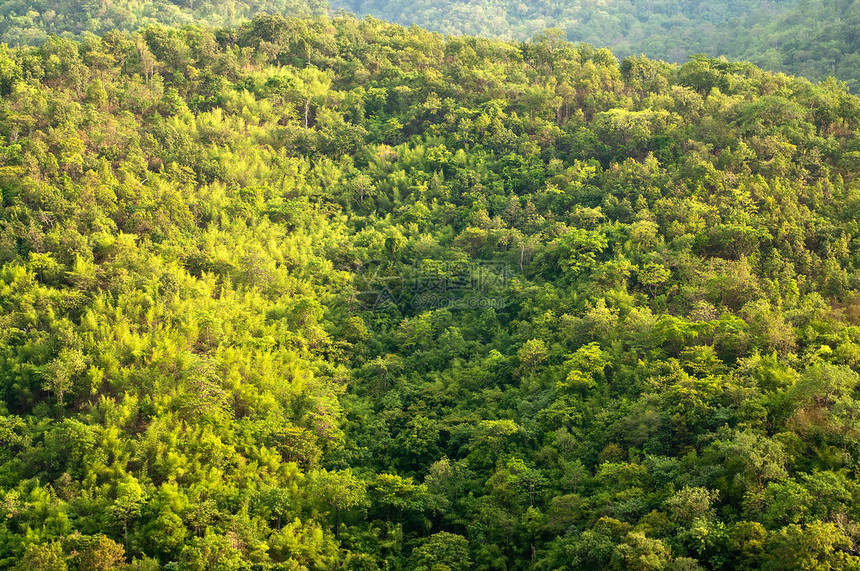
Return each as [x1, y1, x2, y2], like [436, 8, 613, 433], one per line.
[1, 0, 860, 90]
[0, 0, 327, 42]
[333, 0, 860, 90]
[2, 10, 860, 571]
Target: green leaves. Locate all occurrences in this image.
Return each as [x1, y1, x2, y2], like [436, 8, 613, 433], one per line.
[557, 227, 608, 276]
[559, 342, 608, 394]
[42, 348, 87, 405]
[0, 11, 859, 571]
[312, 468, 367, 538]
[110, 476, 147, 549]
[411, 532, 471, 571]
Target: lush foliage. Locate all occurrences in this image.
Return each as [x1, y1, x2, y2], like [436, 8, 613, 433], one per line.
[0, 0, 326, 44]
[336, 0, 860, 90]
[2, 0, 860, 91]
[2, 13, 860, 570]
[716, 0, 860, 90]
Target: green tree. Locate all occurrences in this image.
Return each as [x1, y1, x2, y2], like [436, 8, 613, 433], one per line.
[312, 469, 367, 539]
[110, 477, 147, 551]
[411, 532, 471, 571]
[14, 542, 67, 571]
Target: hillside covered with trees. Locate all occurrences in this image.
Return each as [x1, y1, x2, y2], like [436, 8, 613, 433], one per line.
[2, 0, 860, 91]
[334, 0, 860, 90]
[2, 12, 860, 571]
[0, 0, 327, 44]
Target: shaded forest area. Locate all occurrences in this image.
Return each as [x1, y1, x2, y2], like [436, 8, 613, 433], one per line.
[1, 0, 860, 90]
[335, 0, 860, 90]
[1, 12, 860, 571]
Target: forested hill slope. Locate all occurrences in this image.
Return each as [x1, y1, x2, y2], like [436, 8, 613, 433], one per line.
[334, 0, 860, 90]
[2, 0, 860, 90]
[3, 13, 860, 570]
[0, 0, 327, 43]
